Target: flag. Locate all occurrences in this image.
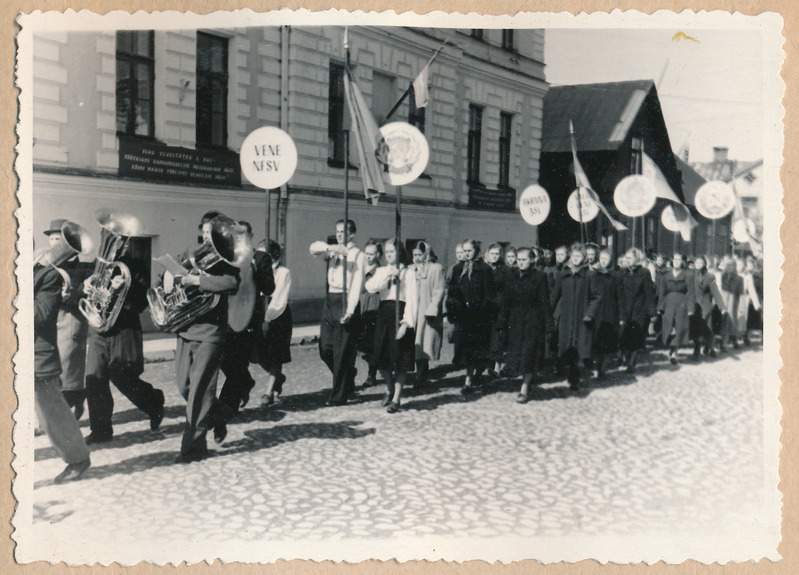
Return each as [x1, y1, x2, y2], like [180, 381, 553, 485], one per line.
[412, 64, 430, 108]
[569, 121, 628, 231]
[731, 178, 761, 251]
[344, 68, 386, 204]
[642, 152, 697, 242]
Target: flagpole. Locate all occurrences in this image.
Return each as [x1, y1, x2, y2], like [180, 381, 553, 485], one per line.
[395, 185, 402, 334]
[385, 35, 450, 122]
[342, 129, 350, 316]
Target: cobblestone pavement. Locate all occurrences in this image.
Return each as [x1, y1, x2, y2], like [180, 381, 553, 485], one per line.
[28, 338, 770, 563]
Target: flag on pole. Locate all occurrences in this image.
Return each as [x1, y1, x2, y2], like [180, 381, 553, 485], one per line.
[344, 68, 386, 205]
[412, 64, 430, 108]
[642, 152, 697, 241]
[570, 121, 628, 231]
[731, 178, 761, 252]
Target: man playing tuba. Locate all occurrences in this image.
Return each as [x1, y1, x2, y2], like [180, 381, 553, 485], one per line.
[83, 210, 165, 444]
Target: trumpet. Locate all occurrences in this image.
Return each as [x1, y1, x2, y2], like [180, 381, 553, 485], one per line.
[148, 215, 252, 332]
[35, 221, 95, 298]
[78, 208, 146, 333]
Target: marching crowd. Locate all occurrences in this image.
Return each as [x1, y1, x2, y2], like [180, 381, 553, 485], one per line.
[32, 212, 764, 484]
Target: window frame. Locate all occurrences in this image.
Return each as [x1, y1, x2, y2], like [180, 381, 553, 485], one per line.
[115, 30, 155, 139]
[498, 112, 513, 188]
[471, 29, 484, 41]
[501, 29, 515, 51]
[630, 135, 644, 174]
[467, 104, 483, 185]
[328, 62, 347, 166]
[195, 32, 230, 149]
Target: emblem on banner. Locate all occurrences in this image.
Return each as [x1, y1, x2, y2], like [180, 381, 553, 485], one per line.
[378, 122, 429, 186]
[695, 181, 736, 220]
[614, 175, 656, 218]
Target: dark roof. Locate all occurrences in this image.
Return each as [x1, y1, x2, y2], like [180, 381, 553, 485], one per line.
[542, 79, 656, 154]
[674, 154, 706, 206]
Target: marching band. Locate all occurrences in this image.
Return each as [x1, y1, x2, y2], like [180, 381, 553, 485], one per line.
[31, 210, 764, 482]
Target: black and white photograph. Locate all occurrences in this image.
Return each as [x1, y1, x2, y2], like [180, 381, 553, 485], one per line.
[12, 8, 784, 565]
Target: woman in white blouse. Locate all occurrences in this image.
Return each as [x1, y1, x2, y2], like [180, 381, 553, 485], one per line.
[364, 238, 417, 413]
[259, 240, 293, 407]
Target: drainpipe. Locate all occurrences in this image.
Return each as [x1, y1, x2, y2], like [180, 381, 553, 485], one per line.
[278, 25, 290, 255]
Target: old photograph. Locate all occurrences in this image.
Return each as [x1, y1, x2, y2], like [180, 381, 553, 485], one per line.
[12, 9, 783, 565]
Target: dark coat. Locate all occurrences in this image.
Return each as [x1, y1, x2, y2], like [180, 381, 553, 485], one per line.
[34, 264, 63, 378]
[446, 259, 497, 362]
[551, 264, 596, 359]
[497, 267, 554, 375]
[618, 265, 657, 326]
[586, 268, 621, 355]
[693, 269, 725, 319]
[658, 268, 695, 346]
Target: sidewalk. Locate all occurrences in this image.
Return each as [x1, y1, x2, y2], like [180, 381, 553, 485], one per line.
[142, 323, 320, 362]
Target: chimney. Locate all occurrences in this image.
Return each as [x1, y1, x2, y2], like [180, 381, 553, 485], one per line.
[713, 146, 729, 163]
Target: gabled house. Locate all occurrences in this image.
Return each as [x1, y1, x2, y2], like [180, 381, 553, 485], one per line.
[538, 80, 688, 255]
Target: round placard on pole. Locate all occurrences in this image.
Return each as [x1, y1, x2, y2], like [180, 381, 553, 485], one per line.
[519, 184, 551, 226]
[240, 126, 298, 189]
[614, 174, 657, 218]
[661, 205, 681, 232]
[379, 122, 429, 186]
[694, 180, 736, 220]
[567, 188, 599, 223]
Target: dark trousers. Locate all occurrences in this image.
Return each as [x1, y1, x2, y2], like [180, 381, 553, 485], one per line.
[85, 327, 162, 438]
[175, 336, 232, 455]
[318, 294, 360, 403]
[218, 328, 256, 412]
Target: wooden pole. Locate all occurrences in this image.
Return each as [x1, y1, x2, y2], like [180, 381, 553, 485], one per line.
[265, 189, 271, 242]
[395, 185, 402, 334]
[342, 130, 349, 316]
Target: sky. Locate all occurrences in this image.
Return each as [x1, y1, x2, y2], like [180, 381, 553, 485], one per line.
[544, 28, 767, 163]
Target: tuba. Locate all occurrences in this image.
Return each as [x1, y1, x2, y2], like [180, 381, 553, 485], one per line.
[147, 216, 252, 333]
[78, 209, 146, 333]
[35, 221, 95, 298]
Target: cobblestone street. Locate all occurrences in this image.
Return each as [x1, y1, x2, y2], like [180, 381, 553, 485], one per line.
[27, 339, 772, 564]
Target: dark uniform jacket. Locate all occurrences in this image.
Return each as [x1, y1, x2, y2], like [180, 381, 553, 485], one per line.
[551, 264, 598, 359]
[34, 264, 63, 378]
[618, 265, 657, 326]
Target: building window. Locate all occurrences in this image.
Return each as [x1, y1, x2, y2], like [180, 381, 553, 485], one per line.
[501, 29, 515, 51]
[498, 112, 513, 188]
[371, 71, 396, 125]
[116, 30, 155, 137]
[471, 29, 484, 40]
[467, 104, 483, 185]
[630, 135, 643, 174]
[196, 32, 229, 148]
[328, 62, 347, 164]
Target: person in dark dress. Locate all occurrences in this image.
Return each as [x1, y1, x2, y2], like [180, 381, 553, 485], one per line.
[650, 253, 668, 343]
[586, 248, 621, 378]
[446, 239, 497, 394]
[544, 245, 569, 377]
[550, 243, 597, 387]
[496, 247, 553, 403]
[485, 243, 507, 380]
[364, 238, 417, 413]
[657, 252, 695, 365]
[690, 254, 726, 359]
[258, 240, 293, 407]
[618, 248, 657, 373]
[358, 240, 383, 388]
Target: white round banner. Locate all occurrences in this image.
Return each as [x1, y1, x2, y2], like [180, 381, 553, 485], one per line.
[567, 188, 599, 223]
[240, 126, 298, 189]
[661, 205, 681, 232]
[379, 122, 429, 186]
[519, 184, 551, 226]
[732, 218, 756, 242]
[695, 181, 736, 220]
[614, 175, 657, 217]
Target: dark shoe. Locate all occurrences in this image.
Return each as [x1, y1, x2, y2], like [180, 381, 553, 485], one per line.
[718, 343, 726, 354]
[326, 398, 347, 407]
[213, 423, 227, 445]
[54, 458, 91, 484]
[73, 401, 85, 421]
[515, 393, 528, 404]
[174, 450, 207, 464]
[386, 401, 400, 414]
[691, 347, 700, 361]
[85, 432, 113, 445]
[460, 385, 476, 396]
[732, 338, 740, 350]
[743, 336, 751, 346]
[625, 364, 636, 374]
[669, 353, 678, 365]
[362, 377, 376, 389]
[381, 394, 392, 407]
[709, 349, 717, 358]
[261, 393, 275, 408]
[150, 390, 165, 431]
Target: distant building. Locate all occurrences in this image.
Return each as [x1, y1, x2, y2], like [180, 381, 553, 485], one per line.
[539, 80, 688, 255]
[30, 26, 548, 324]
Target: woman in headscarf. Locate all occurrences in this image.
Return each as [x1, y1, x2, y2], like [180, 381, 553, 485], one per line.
[364, 238, 417, 413]
[496, 247, 553, 403]
[718, 255, 743, 350]
[657, 252, 695, 364]
[446, 239, 497, 394]
[410, 241, 445, 389]
[586, 248, 621, 378]
[618, 248, 657, 373]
